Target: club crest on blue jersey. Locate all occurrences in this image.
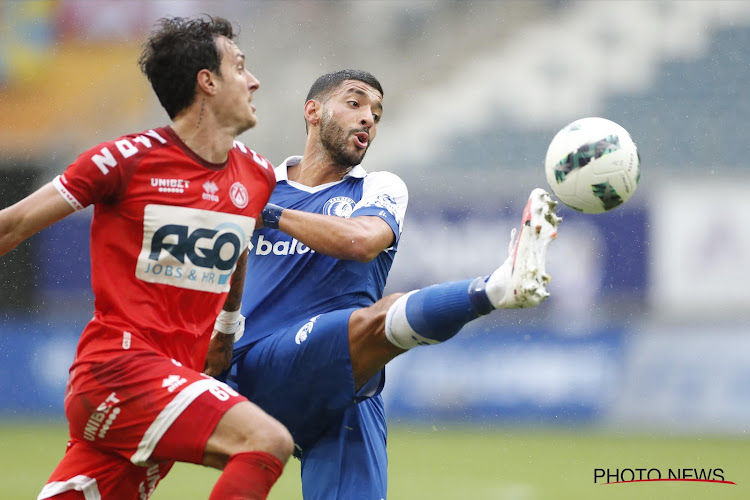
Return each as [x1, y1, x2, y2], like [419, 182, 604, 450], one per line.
[323, 196, 355, 218]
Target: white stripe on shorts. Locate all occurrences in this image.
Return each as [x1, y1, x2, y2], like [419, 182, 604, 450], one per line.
[37, 475, 101, 500]
[130, 377, 225, 466]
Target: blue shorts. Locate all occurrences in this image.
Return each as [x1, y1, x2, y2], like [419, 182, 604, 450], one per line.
[229, 309, 387, 499]
[301, 396, 387, 500]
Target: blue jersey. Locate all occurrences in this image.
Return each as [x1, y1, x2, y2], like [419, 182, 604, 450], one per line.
[236, 156, 408, 350]
[230, 156, 407, 498]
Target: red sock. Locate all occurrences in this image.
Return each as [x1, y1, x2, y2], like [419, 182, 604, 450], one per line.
[209, 451, 284, 500]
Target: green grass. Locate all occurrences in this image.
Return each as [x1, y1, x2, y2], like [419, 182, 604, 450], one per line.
[3, 421, 748, 499]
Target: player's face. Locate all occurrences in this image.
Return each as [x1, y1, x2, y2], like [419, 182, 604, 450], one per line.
[214, 37, 260, 135]
[319, 81, 382, 167]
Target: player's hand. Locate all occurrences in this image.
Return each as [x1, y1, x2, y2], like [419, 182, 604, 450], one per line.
[203, 331, 234, 377]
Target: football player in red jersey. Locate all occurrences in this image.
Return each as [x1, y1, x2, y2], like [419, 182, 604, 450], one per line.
[0, 16, 292, 500]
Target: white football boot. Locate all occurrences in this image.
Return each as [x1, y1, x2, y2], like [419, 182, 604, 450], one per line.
[487, 188, 562, 309]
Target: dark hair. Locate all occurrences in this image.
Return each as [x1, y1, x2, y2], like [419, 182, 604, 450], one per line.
[306, 69, 384, 103]
[138, 16, 235, 119]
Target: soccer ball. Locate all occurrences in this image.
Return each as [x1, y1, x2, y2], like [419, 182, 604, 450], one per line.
[544, 117, 640, 213]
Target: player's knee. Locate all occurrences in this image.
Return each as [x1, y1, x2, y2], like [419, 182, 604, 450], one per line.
[206, 403, 293, 467]
[353, 293, 404, 334]
[379, 293, 405, 310]
[255, 417, 294, 462]
[234, 412, 293, 462]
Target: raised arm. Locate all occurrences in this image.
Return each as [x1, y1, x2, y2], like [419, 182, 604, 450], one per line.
[0, 182, 75, 257]
[267, 209, 394, 263]
[258, 171, 407, 263]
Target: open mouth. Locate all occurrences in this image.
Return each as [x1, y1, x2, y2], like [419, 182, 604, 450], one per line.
[353, 132, 369, 149]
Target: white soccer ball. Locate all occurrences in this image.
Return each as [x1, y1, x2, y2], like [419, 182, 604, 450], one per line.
[544, 117, 640, 214]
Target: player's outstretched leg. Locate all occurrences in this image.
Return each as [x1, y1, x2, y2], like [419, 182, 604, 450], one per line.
[384, 188, 561, 350]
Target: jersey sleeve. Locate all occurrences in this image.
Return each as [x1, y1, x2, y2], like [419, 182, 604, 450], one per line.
[351, 171, 408, 245]
[52, 137, 139, 210]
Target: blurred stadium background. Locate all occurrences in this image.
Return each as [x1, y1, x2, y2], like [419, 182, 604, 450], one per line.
[1, 0, 749, 498]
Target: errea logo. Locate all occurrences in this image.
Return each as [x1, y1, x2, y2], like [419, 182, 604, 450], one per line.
[162, 374, 187, 392]
[203, 181, 219, 202]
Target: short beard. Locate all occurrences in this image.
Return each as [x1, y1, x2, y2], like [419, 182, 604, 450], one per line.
[319, 109, 367, 167]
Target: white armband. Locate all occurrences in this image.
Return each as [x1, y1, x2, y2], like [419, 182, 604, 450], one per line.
[214, 309, 245, 343]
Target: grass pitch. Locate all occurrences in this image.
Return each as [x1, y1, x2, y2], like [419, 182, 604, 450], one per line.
[2, 420, 748, 499]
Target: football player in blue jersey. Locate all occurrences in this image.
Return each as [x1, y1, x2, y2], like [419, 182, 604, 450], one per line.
[205, 69, 561, 499]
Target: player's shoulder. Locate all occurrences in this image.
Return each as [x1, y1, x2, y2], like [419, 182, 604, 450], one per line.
[73, 127, 173, 173]
[230, 140, 272, 169]
[363, 170, 408, 193]
[80, 127, 170, 154]
[364, 170, 405, 183]
[230, 140, 275, 190]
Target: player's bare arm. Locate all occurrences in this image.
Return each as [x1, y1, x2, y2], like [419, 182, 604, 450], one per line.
[263, 208, 394, 263]
[0, 183, 74, 257]
[204, 249, 248, 376]
[223, 249, 247, 313]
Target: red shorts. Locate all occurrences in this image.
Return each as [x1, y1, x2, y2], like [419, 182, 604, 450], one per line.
[38, 349, 246, 499]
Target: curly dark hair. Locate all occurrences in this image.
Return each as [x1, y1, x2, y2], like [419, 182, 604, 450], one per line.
[305, 69, 384, 103]
[138, 16, 236, 119]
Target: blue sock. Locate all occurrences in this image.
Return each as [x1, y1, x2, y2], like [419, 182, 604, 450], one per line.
[401, 278, 492, 344]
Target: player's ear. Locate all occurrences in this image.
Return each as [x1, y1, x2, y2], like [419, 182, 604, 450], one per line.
[196, 68, 217, 96]
[304, 99, 321, 127]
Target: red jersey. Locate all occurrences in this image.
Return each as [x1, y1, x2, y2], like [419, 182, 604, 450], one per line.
[53, 126, 274, 371]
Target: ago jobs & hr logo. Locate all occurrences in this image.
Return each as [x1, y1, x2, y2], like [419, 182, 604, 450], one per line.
[136, 204, 253, 293]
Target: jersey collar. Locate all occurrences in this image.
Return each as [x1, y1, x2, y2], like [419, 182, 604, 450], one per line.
[275, 156, 367, 191]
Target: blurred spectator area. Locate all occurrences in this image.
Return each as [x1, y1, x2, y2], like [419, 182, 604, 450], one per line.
[1, 0, 749, 176]
[0, 0, 152, 157]
[366, 0, 750, 195]
[0, 0, 549, 168]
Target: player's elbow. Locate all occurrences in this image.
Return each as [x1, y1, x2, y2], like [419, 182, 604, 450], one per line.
[348, 235, 391, 263]
[347, 241, 379, 263]
[339, 216, 393, 263]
